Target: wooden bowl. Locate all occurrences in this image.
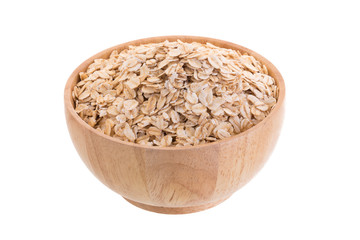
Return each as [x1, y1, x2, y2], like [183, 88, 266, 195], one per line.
[64, 36, 285, 214]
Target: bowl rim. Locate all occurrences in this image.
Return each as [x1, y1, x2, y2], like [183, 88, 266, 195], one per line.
[64, 35, 285, 150]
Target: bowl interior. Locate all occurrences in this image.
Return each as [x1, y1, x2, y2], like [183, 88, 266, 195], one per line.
[64, 35, 285, 149]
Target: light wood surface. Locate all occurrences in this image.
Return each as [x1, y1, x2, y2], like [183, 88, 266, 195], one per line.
[64, 36, 285, 214]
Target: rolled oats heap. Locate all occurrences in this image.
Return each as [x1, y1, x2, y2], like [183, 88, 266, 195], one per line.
[72, 40, 278, 147]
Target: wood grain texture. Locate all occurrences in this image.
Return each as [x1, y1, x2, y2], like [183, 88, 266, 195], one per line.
[64, 36, 285, 214]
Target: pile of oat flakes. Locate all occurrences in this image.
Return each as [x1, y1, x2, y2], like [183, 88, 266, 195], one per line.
[72, 40, 278, 146]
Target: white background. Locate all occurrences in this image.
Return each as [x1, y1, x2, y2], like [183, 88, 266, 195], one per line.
[1, 0, 359, 239]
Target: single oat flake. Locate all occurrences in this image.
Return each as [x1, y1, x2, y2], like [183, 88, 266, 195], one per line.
[72, 40, 278, 147]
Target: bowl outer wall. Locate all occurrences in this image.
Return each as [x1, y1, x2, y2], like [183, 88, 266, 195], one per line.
[64, 36, 285, 208]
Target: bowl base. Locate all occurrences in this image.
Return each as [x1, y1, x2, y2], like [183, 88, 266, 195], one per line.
[123, 197, 229, 214]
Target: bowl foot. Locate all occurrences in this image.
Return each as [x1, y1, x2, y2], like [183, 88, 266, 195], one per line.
[123, 197, 229, 214]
